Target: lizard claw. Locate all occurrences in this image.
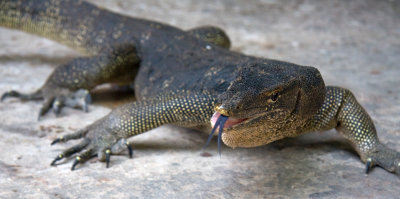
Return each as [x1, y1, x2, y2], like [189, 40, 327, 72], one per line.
[105, 149, 111, 168]
[365, 158, 373, 174]
[53, 98, 65, 117]
[50, 138, 90, 166]
[127, 142, 133, 158]
[71, 158, 80, 171]
[69, 148, 95, 171]
[51, 154, 65, 166]
[50, 126, 89, 146]
[51, 138, 63, 145]
[362, 143, 400, 175]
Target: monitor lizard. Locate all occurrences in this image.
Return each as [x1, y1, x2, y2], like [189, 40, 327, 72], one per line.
[1, 0, 399, 174]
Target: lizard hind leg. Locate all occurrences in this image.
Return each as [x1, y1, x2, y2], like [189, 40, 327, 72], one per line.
[4, 43, 138, 119]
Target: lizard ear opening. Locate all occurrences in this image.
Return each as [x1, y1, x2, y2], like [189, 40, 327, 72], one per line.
[271, 91, 279, 102]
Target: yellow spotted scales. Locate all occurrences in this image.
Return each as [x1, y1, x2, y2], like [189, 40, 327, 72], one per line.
[1, 0, 399, 174]
[305, 87, 378, 156]
[111, 91, 216, 138]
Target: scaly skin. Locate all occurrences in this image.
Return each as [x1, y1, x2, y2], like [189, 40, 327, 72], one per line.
[1, 0, 399, 174]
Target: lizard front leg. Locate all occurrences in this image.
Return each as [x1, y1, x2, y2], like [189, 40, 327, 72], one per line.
[307, 86, 400, 174]
[50, 91, 215, 170]
[2, 44, 139, 119]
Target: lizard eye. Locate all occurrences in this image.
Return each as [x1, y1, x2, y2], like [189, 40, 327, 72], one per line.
[271, 91, 279, 102]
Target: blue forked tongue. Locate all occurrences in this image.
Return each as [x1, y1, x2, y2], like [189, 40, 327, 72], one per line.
[203, 114, 229, 156]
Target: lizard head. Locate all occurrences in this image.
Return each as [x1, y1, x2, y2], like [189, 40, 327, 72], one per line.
[211, 61, 325, 148]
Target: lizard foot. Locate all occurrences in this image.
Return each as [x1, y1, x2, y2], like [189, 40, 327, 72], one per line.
[39, 88, 92, 119]
[364, 143, 400, 174]
[1, 88, 91, 119]
[50, 118, 132, 170]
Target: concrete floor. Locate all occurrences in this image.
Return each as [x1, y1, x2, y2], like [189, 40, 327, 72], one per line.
[0, 0, 399, 198]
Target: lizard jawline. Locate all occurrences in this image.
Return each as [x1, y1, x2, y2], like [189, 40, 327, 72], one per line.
[210, 90, 302, 131]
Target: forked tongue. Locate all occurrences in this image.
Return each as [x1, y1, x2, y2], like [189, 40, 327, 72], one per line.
[203, 113, 229, 156]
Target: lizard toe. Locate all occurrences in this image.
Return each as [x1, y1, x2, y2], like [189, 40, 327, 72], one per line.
[96, 148, 112, 168]
[50, 138, 90, 166]
[110, 138, 133, 158]
[1, 89, 43, 102]
[70, 147, 95, 171]
[51, 127, 89, 145]
[38, 97, 56, 120]
[52, 97, 66, 117]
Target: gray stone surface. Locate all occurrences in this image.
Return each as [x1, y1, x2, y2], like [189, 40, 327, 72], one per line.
[0, 0, 399, 198]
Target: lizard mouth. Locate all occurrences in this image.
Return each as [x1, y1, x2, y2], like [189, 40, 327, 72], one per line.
[204, 108, 289, 152]
[202, 112, 249, 154]
[203, 92, 302, 151]
[210, 111, 272, 130]
[210, 112, 248, 130]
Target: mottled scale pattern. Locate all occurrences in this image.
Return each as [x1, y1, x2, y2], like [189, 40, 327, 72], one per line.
[0, 0, 97, 53]
[306, 86, 378, 154]
[305, 86, 344, 131]
[336, 88, 378, 153]
[111, 91, 216, 138]
[186, 26, 231, 49]
[47, 45, 139, 90]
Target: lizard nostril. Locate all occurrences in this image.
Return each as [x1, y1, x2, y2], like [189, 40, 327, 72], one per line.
[215, 104, 230, 116]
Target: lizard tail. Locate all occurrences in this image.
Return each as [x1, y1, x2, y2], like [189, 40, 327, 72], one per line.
[0, 0, 115, 54]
